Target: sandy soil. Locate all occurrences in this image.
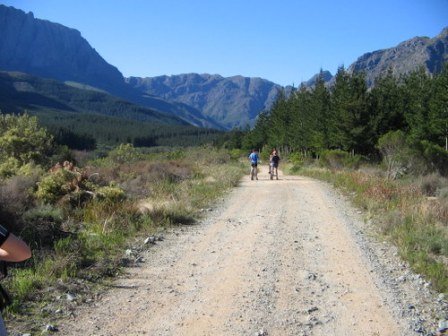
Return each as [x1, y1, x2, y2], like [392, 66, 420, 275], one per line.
[56, 168, 433, 335]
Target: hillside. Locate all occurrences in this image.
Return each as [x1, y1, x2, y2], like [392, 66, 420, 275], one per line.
[303, 27, 448, 87]
[2, 4, 447, 130]
[0, 71, 187, 125]
[0, 71, 226, 147]
[348, 27, 448, 86]
[0, 5, 124, 94]
[0, 4, 219, 129]
[127, 74, 281, 129]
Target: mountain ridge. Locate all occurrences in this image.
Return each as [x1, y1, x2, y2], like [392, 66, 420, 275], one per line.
[0, 5, 124, 93]
[0, 4, 219, 129]
[126, 73, 281, 129]
[1, 4, 447, 130]
[347, 27, 448, 86]
[0, 70, 189, 126]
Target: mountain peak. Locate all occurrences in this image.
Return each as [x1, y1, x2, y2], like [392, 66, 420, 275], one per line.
[347, 26, 448, 86]
[0, 4, 124, 93]
[126, 74, 282, 129]
[437, 26, 448, 38]
[303, 70, 333, 87]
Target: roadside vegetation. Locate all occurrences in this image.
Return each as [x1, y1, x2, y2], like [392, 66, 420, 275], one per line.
[286, 158, 448, 294]
[0, 113, 245, 327]
[231, 64, 448, 294]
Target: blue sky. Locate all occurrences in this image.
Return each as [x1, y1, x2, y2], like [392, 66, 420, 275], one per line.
[2, 0, 448, 86]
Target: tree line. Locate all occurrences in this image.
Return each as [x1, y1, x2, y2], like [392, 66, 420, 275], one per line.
[238, 65, 447, 169]
[31, 110, 223, 150]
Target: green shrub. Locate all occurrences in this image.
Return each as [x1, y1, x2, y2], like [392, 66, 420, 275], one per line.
[378, 132, 448, 179]
[319, 149, 362, 170]
[35, 169, 77, 203]
[108, 143, 140, 164]
[0, 157, 20, 178]
[0, 174, 37, 215]
[21, 205, 65, 248]
[419, 141, 448, 176]
[229, 148, 247, 161]
[437, 187, 448, 199]
[35, 165, 93, 205]
[8, 269, 45, 304]
[377, 130, 412, 179]
[95, 185, 126, 202]
[0, 114, 53, 168]
[289, 152, 304, 166]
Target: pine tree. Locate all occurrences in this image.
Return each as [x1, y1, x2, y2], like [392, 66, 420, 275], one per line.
[428, 64, 448, 150]
[403, 67, 432, 143]
[267, 89, 292, 153]
[309, 71, 331, 152]
[368, 68, 406, 143]
[330, 68, 370, 154]
[289, 84, 314, 155]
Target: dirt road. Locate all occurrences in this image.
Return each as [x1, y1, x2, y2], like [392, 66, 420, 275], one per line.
[59, 168, 425, 335]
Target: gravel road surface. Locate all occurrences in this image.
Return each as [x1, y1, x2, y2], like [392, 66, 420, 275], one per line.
[58, 168, 447, 336]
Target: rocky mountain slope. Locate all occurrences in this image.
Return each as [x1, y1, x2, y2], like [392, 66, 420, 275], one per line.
[0, 5, 219, 128]
[348, 27, 448, 86]
[302, 70, 334, 87]
[2, 4, 447, 130]
[0, 5, 124, 94]
[127, 74, 281, 129]
[305, 27, 448, 87]
[0, 4, 275, 129]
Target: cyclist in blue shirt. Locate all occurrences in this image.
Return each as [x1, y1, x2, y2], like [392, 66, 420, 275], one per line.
[248, 149, 259, 180]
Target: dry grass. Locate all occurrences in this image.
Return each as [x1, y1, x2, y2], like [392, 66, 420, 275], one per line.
[2, 147, 245, 317]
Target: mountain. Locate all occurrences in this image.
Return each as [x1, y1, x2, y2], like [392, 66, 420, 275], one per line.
[127, 74, 281, 129]
[303, 27, 448, 88]
[0, 70, 226, 148]
[0, 5, 125, 94]
[0, 5, 219, 128]
[0, 5, 280, 130]
[0, 71, 188, 125]
[347, 27, 448, 86]
[4, 4, 446, 131]
[303, 70, 333, 87]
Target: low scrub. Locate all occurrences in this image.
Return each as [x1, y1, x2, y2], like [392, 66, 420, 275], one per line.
[1, 146, 245, 323]
[377, 131, 448, 179]
[319, 149, 363, 170]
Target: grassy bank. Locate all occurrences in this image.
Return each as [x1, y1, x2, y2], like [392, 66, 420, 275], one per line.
[286, 164, 448, 294]
[2, 146, 245, 330]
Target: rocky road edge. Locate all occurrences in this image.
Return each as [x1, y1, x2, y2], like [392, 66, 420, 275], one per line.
[321, 182, 448, 335]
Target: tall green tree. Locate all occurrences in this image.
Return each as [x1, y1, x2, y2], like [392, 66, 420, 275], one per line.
[243, 112, 269, 150]
[330, 68, 370, 154]
[368, 69, 406, 144]
[267, 89, 292, 152]
[428, 64, 448, 150]
[403, 67, 432, 143]
[309, 72, 331, 151]
[289, 84, 314, 154]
